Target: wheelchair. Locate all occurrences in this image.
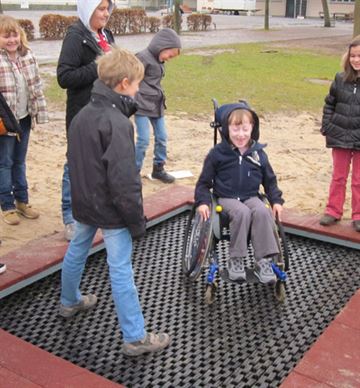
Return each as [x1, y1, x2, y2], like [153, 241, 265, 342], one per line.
[181, 99, 289, 304]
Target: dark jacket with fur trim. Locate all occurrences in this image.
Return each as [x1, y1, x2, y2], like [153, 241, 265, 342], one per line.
[67, 80, 146, 238]
[321, 72, 360, 150]
[195, 102, 283, 207]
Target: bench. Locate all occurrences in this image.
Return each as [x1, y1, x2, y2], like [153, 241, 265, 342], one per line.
[319, 11, 353, 21]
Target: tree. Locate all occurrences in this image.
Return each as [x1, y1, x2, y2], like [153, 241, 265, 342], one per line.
[0, 0, 3, 14]
[264, 0, 269, 30]
[174, 0, 181, 34]
[321, 0, 332, 28]
[354, 0, 360, 36]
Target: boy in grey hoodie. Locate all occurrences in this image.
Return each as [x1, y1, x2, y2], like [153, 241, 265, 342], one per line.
[135, 28, 181, 183]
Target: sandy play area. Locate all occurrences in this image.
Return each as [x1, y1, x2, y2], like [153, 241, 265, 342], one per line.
[0, 35, 355, 256]
[0, 109, 349, 256]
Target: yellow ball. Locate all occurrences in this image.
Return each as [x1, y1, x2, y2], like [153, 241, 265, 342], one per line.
[215, 205, 223, 213]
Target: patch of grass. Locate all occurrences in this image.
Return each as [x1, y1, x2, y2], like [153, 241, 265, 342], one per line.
[163, 43, 340, 115]
[41, 42, 340, 116]
[42, 72, 66, 109]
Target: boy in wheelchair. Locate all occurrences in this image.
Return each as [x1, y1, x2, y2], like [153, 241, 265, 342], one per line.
[195, 101, 284, 284]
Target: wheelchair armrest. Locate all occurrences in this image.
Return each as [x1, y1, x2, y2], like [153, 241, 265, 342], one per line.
[211, 195, 222, 240]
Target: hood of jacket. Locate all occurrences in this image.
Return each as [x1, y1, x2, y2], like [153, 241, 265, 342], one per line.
[91, 79, 138, 117]
[77, 0, 114, 32]
[148, 28, 182, 61]
[215, 101, 260, 143]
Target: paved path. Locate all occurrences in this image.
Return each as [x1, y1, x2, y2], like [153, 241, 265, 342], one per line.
[4, 10, 354, 63]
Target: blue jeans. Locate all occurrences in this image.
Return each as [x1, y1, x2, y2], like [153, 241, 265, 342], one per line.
[135, 115, 167, 170]
[61, 162, 74, 225]
[0, 116, 31, 211]
[60, 222, 146, 343]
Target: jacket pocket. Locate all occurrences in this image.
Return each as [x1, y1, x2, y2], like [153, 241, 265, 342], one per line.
[136, 92, 160, 112]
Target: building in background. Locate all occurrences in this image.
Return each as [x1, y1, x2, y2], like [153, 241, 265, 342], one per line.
[1, 0, 355, 18]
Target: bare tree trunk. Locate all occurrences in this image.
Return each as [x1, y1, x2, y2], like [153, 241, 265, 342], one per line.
[0, 1, 3, 14]
[321, 0, 332, 28]
[174, 0, 181, 34]
[264, 0, 269, 30]
[354, 0, 360, 36]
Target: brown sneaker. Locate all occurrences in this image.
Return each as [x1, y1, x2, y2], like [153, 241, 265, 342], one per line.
[59, 294, 98, 318]
[353, 220, 360, 232]
[319, 214, 338, 226]
[122, 332, 171, 356]
[2, 210, 20, 225]
[15, 201, 39, 219]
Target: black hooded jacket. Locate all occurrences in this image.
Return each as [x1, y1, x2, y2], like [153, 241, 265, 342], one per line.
[195, 102, 284, 207]
[321, 72, 360, 150]
[0, 92, 22, 135]
[67, 79, 146, 238]
[57, 20, 114, 132]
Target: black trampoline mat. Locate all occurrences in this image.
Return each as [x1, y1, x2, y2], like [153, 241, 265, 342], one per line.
[1, 212, 360, 387]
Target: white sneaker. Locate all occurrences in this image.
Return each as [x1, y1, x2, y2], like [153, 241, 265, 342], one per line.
[254, 258, 277, 284]
[228, 257, 246, 281]
[64, 223, 75, 241]
[0, 263, 6, 274]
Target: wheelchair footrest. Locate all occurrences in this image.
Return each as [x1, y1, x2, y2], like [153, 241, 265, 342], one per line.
[220, 268, 261, 284]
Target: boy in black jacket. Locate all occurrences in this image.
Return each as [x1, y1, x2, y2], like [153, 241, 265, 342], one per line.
[195, 102, 284, 284]
[59, 48, 170, 357]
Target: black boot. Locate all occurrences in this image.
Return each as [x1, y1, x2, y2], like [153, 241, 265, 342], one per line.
[151, 163, 175, 183]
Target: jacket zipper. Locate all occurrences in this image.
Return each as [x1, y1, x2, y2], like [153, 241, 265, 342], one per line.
[354, 83, 357, 94]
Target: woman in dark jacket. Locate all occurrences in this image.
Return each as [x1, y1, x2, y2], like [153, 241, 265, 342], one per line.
[57, 0, 114, 240]
[320, 35, 360, 232]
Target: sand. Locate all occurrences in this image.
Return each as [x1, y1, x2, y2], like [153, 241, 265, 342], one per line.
[0, 107, 351, 256]
[0, 34, 355, 256]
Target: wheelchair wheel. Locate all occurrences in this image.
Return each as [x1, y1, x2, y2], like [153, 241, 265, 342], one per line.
[182, 205, 214, 281]
[274, 218, 290, 272]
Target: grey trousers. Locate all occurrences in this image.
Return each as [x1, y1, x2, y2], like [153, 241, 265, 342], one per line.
[218, 197, 279, 261]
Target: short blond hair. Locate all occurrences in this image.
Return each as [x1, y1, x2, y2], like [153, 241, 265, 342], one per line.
[0, 15, 30, 56]
[228, 109, 254, 126]
[97, 47, 144, 89]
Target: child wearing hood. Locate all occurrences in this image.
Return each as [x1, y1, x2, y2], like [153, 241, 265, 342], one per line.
[195, 102, 284, 284]
[135, 28, 181, 183]
[57, 0, 114, 241]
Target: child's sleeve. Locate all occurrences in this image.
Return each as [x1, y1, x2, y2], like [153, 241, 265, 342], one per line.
[32, 54, 49, 124]
[195, 153, 216, 207]
[321, 73, 338, 135]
